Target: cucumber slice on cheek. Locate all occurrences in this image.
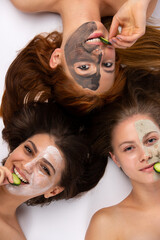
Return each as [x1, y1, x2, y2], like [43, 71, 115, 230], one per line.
[153, 162, 160, 173]
[11, 173, 21, 186]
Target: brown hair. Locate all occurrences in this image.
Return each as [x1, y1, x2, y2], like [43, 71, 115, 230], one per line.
[87, 73, 160, 159]
[2, 102, 107, 206]
[1, 23, 160, 124]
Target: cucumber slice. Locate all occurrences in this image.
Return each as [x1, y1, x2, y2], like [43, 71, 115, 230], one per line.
[99, 37, 111, 45]
[11, 173, 21, 185]
[153, 162, 160, 173]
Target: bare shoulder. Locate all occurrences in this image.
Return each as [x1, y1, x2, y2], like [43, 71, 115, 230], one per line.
[0, 218, 26, 240]
[10, 0, 57, 13]
[85, 206, 119, 240]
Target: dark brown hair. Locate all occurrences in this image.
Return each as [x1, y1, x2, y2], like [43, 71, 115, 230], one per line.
[2, 102, 107, 206]
[1, 23, 160, 124]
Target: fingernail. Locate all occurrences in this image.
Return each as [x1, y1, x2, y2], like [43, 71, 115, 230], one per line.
[111, 39, 116, 43]
[116, 36, 122, 41]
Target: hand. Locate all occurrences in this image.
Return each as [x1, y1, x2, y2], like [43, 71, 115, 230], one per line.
[109, 0, 150, 48]
[0, 166, 13, 185]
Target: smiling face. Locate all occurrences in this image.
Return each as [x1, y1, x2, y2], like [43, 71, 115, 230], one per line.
[50, 21, 115, 94]
[111, 114, 160, 184]
[64, 21, 115, 93]
[4, 133, 65, 199]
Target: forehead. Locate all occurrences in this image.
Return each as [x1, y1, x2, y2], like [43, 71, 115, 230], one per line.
[28, 133, 56, 149]
[112, 115, 159, 141]
[135, 119, 160, 141]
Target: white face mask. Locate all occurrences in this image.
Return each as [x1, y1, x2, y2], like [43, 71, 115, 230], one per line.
[6, 146, 63, 197]
[135, 119, 160, 165]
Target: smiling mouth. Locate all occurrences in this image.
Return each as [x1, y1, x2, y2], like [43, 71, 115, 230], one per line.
[14, 167, 29, 184]
[86, 37, 102, 44]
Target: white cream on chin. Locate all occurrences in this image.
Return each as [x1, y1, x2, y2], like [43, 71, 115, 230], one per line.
[5, 146, 63, 197]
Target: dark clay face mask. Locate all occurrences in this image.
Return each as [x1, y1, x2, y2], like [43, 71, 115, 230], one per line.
[64, 22, 103, 90]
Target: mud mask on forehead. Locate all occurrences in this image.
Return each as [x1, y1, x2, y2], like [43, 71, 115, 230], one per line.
[6, 146, 63, 197]
[135, 119, 160, 163]
[64, 22, 102, 90]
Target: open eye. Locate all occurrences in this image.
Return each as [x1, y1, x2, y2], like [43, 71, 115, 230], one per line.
[102, 62, 113, 68]
[77, 64, 90, 70]
[24, 145, 33, 155]
[124, 146, 134, 152]
[41, 165, 51, 176]
[145, 137, 157, 146]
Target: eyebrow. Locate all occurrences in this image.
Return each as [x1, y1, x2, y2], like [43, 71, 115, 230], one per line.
[28, 140, 38, 153]
[143, 131, 159, 140]
[119, 141, 134, 147]
[42, 158, 56, 174]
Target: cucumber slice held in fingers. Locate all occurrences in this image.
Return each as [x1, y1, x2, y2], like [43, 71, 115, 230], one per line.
[11, 173, 21, 185]
[99, 37, 112, 45]
[153, 162, 160, 173]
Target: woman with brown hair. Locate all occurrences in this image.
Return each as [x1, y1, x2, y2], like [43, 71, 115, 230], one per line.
[85, 88, 160, 239]
[85, 85, 160, 239]
[0, 101, 107, 240]
[1, 0, 160, 125]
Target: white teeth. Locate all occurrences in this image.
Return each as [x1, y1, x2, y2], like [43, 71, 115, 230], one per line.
[14, 168, 28, 183]
[86, 38, 101, 43]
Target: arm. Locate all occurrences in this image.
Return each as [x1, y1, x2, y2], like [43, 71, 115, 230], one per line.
[10, 0, 52, 13]
[0, 166, 13, 185]
[85, 209, 117, 240]
[109, 0, 158, 49]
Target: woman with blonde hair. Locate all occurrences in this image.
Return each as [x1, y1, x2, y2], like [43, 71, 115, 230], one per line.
[1, 0, 160, 125]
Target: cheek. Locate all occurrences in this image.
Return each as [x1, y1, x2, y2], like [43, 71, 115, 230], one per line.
[30, 170, 54, 189]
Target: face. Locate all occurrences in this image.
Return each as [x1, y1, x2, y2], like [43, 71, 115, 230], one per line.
[62, 21, 115, 94]
[4, 134, 65, 198]
[111, 115, 160, 184]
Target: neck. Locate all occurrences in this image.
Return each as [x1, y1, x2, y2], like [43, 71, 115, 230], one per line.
[0, 186, 26, 217]
[59, 0, 101, 41]
[129, 180, 160, 209]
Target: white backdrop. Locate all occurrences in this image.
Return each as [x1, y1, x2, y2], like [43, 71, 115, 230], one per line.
[0, 1, 159, 239]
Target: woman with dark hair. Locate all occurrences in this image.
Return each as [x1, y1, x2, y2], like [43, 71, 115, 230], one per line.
[1, 0, 160, 124]
[0, 102, 107, 239]
[85, 88, 160, 239]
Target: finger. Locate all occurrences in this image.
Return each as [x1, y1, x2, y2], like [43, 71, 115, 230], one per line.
[110, 37, 136, 49]
[110, 40, 127, 49]
[0, 169, 5, 184]
[4, 168, 14, 184]
[116, 31, 145, 43]
[0, 167, 13, 184]
[109, 16, 120, 39]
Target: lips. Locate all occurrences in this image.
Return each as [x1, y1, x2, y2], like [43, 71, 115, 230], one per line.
[140, 163, 157, 172]
[13, 166, 29, 184]
[86, 32, 104, 45]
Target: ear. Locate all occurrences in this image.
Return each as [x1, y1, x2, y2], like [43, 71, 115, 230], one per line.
[44, 186, 64, 199]
[109, 152, 121, 168]
[49, 48, 62, 69]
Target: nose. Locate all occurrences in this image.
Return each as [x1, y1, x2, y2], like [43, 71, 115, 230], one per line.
[92, 47, 103, 56]
[24, 160, 36, 174]
[139, 147, 152, 162]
